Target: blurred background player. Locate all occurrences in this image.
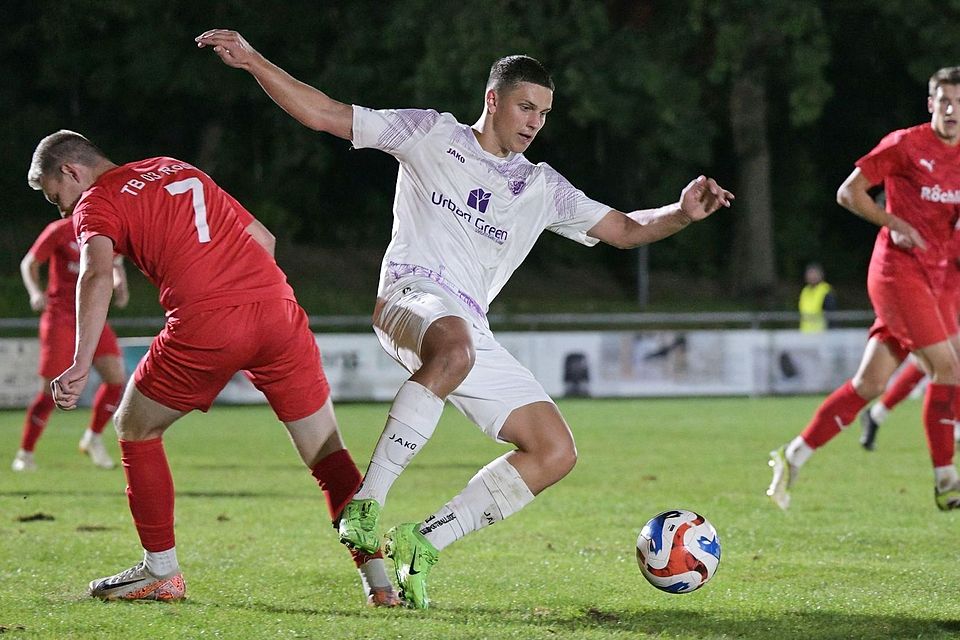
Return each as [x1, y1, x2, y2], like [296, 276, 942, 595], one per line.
[32, 130, 398, 606]
[12, 216, 128, 471]
[197, 29, 732, 608]
[768, 67, 960, 511]
[798, 262, 836, 333]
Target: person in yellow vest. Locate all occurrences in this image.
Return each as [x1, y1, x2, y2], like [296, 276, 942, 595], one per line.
[799, 262, 836, 332]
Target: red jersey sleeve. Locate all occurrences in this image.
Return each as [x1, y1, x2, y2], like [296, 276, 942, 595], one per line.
[855, 129, 908, 186]
[74, 190, 125, 252]
[222, 190, 255, 227]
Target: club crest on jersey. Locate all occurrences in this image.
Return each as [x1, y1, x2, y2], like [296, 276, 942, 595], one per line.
[467, 188, 491, 213]
[508, 179, 526, 195]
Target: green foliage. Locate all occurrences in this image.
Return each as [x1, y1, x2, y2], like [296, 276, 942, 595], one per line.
[2, 397, 960, 638]
[3, 2, 959, 307]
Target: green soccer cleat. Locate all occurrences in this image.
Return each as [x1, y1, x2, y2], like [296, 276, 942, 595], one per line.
[935, 481, 960, 511]
[384, 523, 439, 609]
[338, 499, 382, 554]
[766, 445, 795, 510]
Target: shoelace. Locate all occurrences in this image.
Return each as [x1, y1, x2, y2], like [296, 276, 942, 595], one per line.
[106, 562, 146, 585]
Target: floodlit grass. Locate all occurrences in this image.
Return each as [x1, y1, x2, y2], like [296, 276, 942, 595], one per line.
[2, 397, 959, 639]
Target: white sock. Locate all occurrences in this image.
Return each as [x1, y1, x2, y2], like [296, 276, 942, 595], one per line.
[420, 455, 535, 552]
[357, 557, 391, 594]
[934, 465, 959, 491]
[143, 547, 179, 578]
[354, 381, 444, 506]
[785, 436, 814, 469]
[869, 403, 890, 425]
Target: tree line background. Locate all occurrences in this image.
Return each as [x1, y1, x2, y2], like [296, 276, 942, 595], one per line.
[3, 0, 960, 317]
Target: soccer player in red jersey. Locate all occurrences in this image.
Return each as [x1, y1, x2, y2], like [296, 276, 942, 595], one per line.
[13, 217, 127, 472]
[31, 130, 399, 606]
[768, 67, 960, 511]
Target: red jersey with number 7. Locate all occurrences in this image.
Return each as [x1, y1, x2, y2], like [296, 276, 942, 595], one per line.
[73, 157, 294, 317]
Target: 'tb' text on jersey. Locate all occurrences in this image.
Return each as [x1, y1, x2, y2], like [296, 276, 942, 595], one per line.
[120, 162, 194, 196]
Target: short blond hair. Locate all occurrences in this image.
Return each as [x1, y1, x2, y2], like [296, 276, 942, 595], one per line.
[929, 67, 960, 97]
[27, 130, 106, 190]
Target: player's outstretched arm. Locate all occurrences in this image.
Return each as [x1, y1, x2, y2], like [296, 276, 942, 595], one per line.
[195, 29, 353, 140]
[20, 251, 46, 312]
[837, 168, 927, 250]
[52, 235, 115, 410]
[587, 176, 734, 249]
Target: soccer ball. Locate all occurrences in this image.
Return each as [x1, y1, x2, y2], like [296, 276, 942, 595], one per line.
[636, 509, 721, 593]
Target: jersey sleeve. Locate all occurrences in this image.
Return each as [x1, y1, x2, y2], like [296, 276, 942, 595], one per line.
[352, 105, 442, 160]
[542, 164, 612, 246]
[28, 221, 62, 263]
[855, 129, 907, 186]
[74, 191, 125, 250]
[220, 189, 255, 227]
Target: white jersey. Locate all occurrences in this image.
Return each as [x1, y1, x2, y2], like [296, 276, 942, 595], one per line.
[352, 106, 611, 326]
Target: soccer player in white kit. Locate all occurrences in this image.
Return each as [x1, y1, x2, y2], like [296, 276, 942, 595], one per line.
[198, 28, 734, 608]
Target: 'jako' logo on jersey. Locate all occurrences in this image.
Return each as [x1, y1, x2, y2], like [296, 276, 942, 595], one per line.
[467, 188, 491, 213]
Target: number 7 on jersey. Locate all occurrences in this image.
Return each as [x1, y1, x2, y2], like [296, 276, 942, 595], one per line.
[165, 177, 211, 243]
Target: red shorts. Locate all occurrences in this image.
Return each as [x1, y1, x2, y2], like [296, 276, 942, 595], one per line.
[133, 299, 329, 422]
[867, 259, 958, 360]
[39, 311, 122, 379]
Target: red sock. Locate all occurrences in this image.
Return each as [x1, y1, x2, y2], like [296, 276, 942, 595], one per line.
[923, 383, 956, 468]
[119, 438, 176, 552]
[800, 380, 868, 449]
[881, 362, 926, 409]
[310, 448, 383, 567]
[89, 384, 124, 434]
[20, 392, 55, 452]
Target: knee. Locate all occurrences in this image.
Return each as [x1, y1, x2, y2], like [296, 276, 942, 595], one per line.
[851, 375, 886, 400]
[424, 342, 476, 388]
[112, 406, 160, 442]
[544, 438, 578, 481]
[444, 343, 476, 379]
[930, 360, 960, 385]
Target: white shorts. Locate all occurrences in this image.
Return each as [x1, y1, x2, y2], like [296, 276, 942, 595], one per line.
[373, 276, 554, 441]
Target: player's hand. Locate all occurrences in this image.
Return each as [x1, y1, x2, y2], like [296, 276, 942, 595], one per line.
[51, 364, 90, 411]
[887, 216, 927, 251]
[679, 176, 734, 222]
[29, 292, 46, 312]
[195, 29, 260, 70]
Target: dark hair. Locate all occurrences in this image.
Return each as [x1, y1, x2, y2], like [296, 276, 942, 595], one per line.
[928, 67, 960, 96]
[28, 130, 107, 190]
[486, 55, 554, 94]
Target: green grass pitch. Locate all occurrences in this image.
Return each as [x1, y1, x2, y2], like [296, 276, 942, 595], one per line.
[2, 397, 959, 639]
